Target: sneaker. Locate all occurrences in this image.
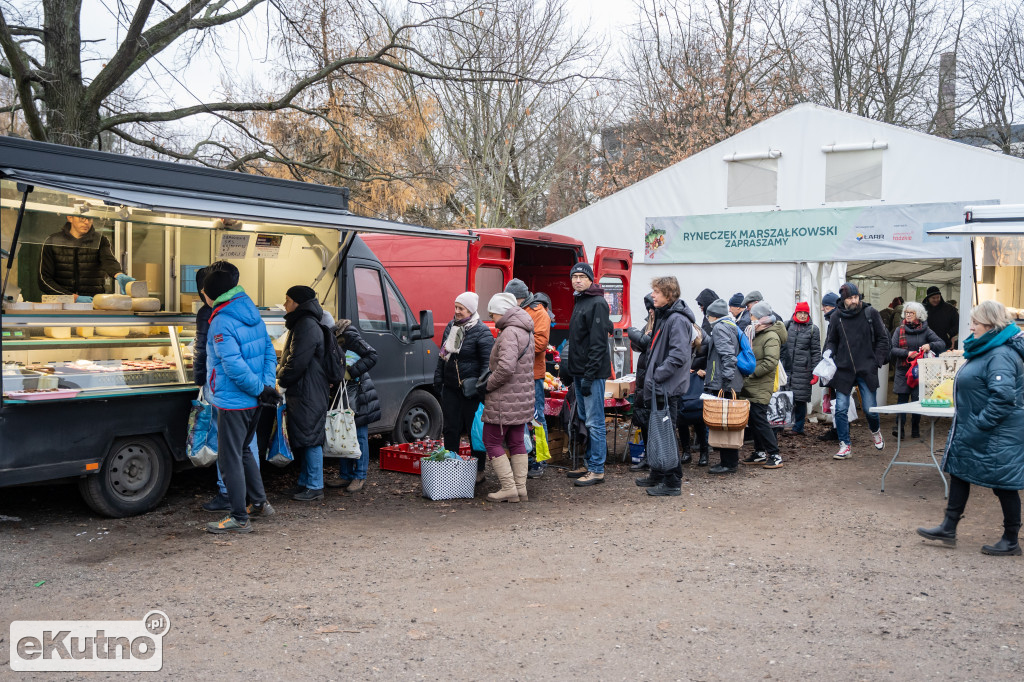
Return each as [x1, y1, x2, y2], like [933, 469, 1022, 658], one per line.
[566, 466, 589, 479]
[325, 477, 352, 489]
[872, 430, 885, 450]
[293, 488, 324, 501]
[527, 462, 545, 479]
[629, 458, 649, 471]
[345, 479, 365, 493]
[246, 501, 275, 517]
[742, 451, 767, 465]
[574, 471, 605, 487]
[201, 493, 231, 513]
[646, 483, 682, 497]
[762, 453, 783, 469]
[834, 442, 852, 459]
[205, 516, 253, 534]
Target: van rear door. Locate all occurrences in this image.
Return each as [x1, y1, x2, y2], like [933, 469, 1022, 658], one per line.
[469, 232, 515, 304]
[594, 247, 633, 379]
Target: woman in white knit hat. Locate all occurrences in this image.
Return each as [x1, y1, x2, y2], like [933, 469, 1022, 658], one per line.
[433, 291, 494, 482]
[480, 292, 536, 502]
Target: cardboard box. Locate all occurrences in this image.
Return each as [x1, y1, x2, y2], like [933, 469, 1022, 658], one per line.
[606, 374, 636, 399]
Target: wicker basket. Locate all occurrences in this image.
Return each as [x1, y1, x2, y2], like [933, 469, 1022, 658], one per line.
[702, 390, 750, 431]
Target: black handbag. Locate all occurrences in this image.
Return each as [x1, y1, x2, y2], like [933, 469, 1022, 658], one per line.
[460, 338, 529, 398]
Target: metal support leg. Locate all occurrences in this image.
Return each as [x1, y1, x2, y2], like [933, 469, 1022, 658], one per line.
[880, 416, 902, 492]
[927, 417, 950, 499]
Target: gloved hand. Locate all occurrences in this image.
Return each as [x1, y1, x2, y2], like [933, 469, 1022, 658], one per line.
[258, 385, 282, 406]
[76, 295, 93, 303]
[579, 379, 592, 397]
[115, 273, 135, 295]
[810, 376, 818, 385]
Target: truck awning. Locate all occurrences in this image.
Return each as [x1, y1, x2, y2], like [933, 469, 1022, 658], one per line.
[0, 167, 475, 241]
[927, 221, 1024, 237]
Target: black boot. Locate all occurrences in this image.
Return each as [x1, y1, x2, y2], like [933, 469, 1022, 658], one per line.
[982, 524, 1022, 556]
[680, 449, 692, 464]
[697, 448, 709, 467]
[917, 513, 960, 545]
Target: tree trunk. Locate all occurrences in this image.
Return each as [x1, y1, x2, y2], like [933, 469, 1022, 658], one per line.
[40, 0, 98, 147]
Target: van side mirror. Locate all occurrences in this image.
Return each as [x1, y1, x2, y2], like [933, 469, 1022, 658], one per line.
[410, 310, 434, 341]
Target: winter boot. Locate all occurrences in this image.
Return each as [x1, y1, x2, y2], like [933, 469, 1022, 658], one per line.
[982, 524, 1022, 556]
[697, 448, 709, 467]
[486, 455, 520, 503]
[510, 453, 529, 502]
[917, 512, 961, 545]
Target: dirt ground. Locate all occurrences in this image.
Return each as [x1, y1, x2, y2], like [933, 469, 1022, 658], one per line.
[2, 414, 1023, 680]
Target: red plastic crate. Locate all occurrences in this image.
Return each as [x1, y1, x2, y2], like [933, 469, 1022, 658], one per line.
[379, 440, 472, 474]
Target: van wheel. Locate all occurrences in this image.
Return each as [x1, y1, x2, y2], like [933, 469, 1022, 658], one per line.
[78, 436, 172, 518]
[392, 389, 442, 443]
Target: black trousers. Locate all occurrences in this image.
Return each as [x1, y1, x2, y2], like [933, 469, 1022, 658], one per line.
[748, 402, 779, 456]
[718, 448, 739, 468]
[217, 406, 266, 523]
[648, 396, 684, 488]
[896, 391, 921, 432]
[441, 387, 485, 472]
[677, 415, 708, 453]
[946, 474, 1022, 538]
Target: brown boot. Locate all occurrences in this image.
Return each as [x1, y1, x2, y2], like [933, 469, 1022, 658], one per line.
[486, 455, 520, 503]
[510, 453, 529, 502]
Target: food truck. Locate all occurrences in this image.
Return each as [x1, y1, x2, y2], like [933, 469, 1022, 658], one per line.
[0, 136, 470, 516]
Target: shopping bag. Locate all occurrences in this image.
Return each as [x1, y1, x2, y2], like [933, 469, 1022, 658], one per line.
[813, 350, 836, 383]
[421, 457, 477, 501]
[768, 390, 795, 428]
[702, 389, 750, 431]
[646, 388, 680, 472]
[324, 382, 361, 458]
[534, 424, 551, 462]
[906, 357, 920, 389]
[707, 427, 744, 449]
[267, 402, 294, 467]
[186, 389, 217, 467]
[471, 403, 485, 452]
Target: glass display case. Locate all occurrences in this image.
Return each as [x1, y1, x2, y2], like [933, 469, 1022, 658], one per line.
[1, 312, 196, 401]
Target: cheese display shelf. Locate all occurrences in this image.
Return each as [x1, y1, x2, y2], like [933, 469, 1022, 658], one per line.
[1, 313, 194, 400]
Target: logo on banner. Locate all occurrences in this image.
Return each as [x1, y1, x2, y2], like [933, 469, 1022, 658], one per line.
[10, 611, 170, 672]
[855, 232, 885, 241]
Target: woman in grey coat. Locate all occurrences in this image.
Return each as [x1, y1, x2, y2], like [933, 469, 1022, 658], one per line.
[782, 301, 821, 435]
[889, 301, 945, 438]
[699, 299, 744, 473]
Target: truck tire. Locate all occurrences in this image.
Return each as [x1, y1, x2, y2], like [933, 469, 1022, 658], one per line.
[392, 389, 442, 443]
[78, 436, 172, 518]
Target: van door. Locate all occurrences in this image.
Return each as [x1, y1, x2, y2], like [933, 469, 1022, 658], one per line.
[593, 247, 634, 379]
[469, 232, 515, 305]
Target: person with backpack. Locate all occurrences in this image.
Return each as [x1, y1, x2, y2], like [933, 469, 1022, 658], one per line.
[889, 302, 945, 439]
[700, 298, 745, 474]
[782, 302, 821, 436]
[277, 285, 333, 501]
[741, 302, 787, 469]
[823, 282, 891, 460]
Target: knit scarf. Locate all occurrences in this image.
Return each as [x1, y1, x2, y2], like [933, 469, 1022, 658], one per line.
[898, 320, 921, 350]
[441, 313, 478, 359]
[962, 323, 1020, 358]
[746, 315, 775, 343]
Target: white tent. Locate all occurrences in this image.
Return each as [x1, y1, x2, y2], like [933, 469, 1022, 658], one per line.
[544, 104, 1024, 339]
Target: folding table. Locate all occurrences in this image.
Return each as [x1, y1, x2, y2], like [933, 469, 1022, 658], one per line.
[870, 401, 954, 498]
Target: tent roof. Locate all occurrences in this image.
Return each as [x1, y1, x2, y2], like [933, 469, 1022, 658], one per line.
[846, 258, 962, 284]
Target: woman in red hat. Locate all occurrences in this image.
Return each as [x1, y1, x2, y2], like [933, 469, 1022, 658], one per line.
[782, 302, 821, 435]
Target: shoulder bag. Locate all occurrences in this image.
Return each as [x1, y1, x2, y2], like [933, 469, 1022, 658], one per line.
[324, 380, 362, 458]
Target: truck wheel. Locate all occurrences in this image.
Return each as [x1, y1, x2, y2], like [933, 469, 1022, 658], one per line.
[392, 389, 442, 443]
[77, 436, 172, 518]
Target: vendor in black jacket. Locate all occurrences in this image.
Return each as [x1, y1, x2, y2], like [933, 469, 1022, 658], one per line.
[38, 214, 129, 300]
[565, 263, 613, 487]
[823, 282, 890, 460]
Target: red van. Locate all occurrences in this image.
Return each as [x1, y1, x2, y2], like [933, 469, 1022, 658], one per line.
[361, 229, 634, 375]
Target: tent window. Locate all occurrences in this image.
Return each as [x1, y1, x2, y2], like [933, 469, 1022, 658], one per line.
[727, 159, 778, 207]
[825, 150, 883, 202]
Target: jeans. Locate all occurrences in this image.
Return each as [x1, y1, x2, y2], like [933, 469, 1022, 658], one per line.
[792, 401, 807, 434]
[574, 378, 607, 474]
[530, 379, 548, 471]
[216, 434, 259, 496]
[748, 402, 779, 456]
[895, 390, 920, 433]
[338, 426, 370, 480]
[296, 445, 324, 491]
[835, 377, 880, 444]
[216, 406, 267, 523]
[482, 422, 528, 459]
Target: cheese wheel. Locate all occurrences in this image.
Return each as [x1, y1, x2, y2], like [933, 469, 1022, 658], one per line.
[76, 327, 95, 338]
[43, 327, 72, 339]
[126, 281, 149, 298]
[95, 327, 131, 337]
[93, 294, 132, 311]
[131, 297, 161, 312]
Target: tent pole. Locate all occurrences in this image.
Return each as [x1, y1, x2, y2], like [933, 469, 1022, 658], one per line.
[1, 183, 33, 303]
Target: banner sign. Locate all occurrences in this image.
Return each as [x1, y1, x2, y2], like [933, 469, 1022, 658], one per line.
[644, 202, 986, 263]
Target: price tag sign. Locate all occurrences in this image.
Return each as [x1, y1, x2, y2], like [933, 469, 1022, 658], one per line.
[217, 233, 250, 259]
[254, 234, 282, 259]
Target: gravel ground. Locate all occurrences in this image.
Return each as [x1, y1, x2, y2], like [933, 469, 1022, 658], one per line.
[2, 416, 1023, 680]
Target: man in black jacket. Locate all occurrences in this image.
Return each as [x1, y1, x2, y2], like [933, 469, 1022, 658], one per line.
[922, 286, 959, 350]
[38, 215, 130, 299]
[824, 282, 890, 460]
[565, 262, 612, 487]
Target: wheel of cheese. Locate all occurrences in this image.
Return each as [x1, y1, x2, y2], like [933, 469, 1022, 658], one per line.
[43, 327, 72, 339]
[93, 294, 133, 311]
[76, 327, 95, 338]
[126, 281, 149, 298]
[95, 327, 131, 337]
[131, 297, 161, 312]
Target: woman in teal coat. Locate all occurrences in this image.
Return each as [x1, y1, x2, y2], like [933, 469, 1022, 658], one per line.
[917, 300, 1024, 556]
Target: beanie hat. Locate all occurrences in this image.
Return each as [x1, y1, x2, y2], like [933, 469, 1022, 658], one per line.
[202, 261, 240, 301]
[741, 290, 763, 307]
[926, 285, 941, 298]
[455, 291, 479, 316]
[533, 292, 551, 309]
[839, 282, 860, 301]
[696, 288, 719, 311]
[822, 292, 839, 308]
[569, 262, 594, 282]
[488, 292, 518, 316]
[195, 266, 208, 294]
[504, 278, 530, 301]
[751, 301, 773, 319]
[793, 302, 810, 321]
[286, 285, 317, 305]
[706, 298, 729, 318]
[728, 292, 744, 308]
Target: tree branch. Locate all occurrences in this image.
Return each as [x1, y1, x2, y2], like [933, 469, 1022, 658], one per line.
[0, 9, 45, 139]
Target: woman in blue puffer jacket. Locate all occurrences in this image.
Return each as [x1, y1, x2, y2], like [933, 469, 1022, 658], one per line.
[917, 300, 1024, 556]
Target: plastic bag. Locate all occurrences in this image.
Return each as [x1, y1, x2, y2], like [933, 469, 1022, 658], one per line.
[470, 403, 485, 452]
[186, 390, 217, 467]
[813, 349, 836, 383]
[267, 402, 294, 467]
[534, 424, 551, 462]
[768, 390, 795, 428]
